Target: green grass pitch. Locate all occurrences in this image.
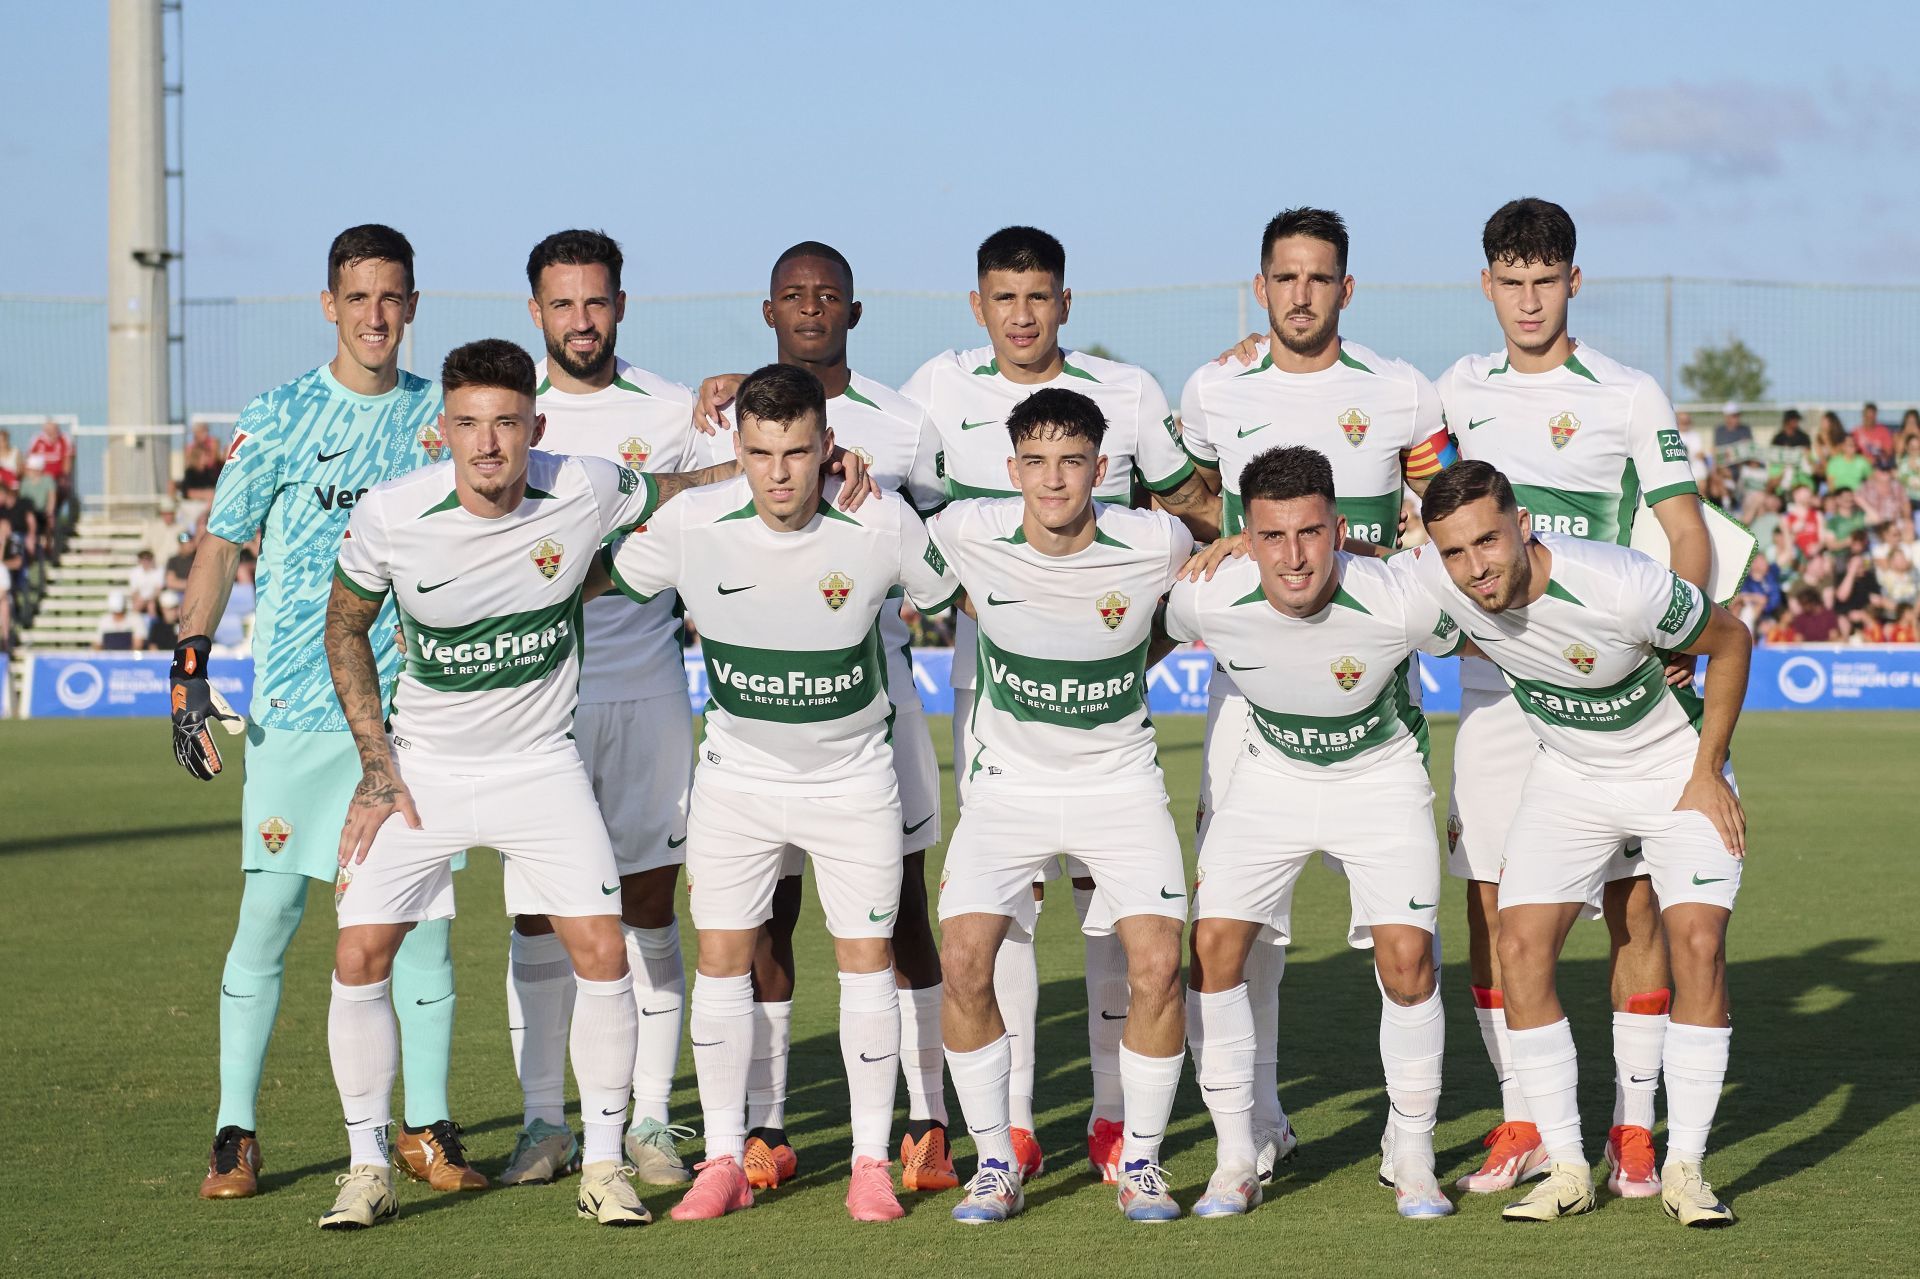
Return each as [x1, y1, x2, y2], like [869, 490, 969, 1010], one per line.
[3, 712, 1916, 1276]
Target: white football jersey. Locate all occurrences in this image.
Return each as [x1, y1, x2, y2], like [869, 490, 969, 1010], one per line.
[608, 474, 959, 795]
[335, 451, 658, 764]
[927, 499, 1193, 795]
[535, 357, 709, 704]
[1179, 338, 1439, 546]
[1437, 343, 1701, 692]
[903, 345, 1192, 689]
[1164, 553, 1463, 780]
[1407, 533, 1711, 777]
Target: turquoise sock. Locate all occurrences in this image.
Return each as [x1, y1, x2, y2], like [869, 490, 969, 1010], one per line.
[215, 871, 309, 1132]
[392, 917, 456, 1127]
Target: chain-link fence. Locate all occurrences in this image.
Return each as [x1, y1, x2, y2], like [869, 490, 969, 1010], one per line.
[5, 277, 1918, 427]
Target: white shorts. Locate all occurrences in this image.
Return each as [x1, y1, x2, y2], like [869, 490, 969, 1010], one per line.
[1449, 686, 1645, 886]
[938, 787, 1186, 939]
[1196, 753, 1441, 949]
[1197, 685, 1249, 841]
[575, 694, 693, 877]
[336, 750, 619, 927]
[688, 773, 903, 939]
[952, 686, 977, 808]
[1497, 750, 1743, 918]
[778, 703, 942, 877]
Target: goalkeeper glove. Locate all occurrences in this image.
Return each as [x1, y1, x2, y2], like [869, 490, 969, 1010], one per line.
[170, 635, 242, 780]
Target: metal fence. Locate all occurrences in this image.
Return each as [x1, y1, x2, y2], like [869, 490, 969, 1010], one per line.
[5, 277, 1919, 427]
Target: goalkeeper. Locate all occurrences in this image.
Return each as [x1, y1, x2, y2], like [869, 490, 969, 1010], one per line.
[173, 225, 481, 1201]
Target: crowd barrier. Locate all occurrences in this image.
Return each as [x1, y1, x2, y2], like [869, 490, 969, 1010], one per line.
[17, 646, 1920, 720]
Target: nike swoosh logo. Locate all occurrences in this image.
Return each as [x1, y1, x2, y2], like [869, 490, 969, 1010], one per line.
[903, 815, 934, 835]
[960, 419, 997, 431]
[317, 446, 354, 462]
[1467, 630, 1505, 644]
[692, 1040, 722, 1047]
[986, 594, 1024, 606]
[1623, 846, 1643, 858]
[601, 1106, 626, 1117]
[1227, 660, 1265, 671]
[346, 1117, 374, 1127]
[415, 992, 453, 1006]
[1466, 417, 1494, 430]
[1236, 423, 1270, 439]
[640, 1006, 679, 1017]
[667, 834, 686, 848]
[1100, 1011, 1127, 1021]
[602, 882, 619, 894]
[416, 578, 458, 593]
[869, 907, 896, 922]
[1202, 1084, 1231, 1092]
[221, 985, 254, 999]
[859, 1052, 897, 1063]
[1159, 887, 1183, 900]
[1629, 1074, 1658, 1084]
[1408, 898, 1436, 910]
[1130, 1131, 1161, 1141]
[717, 583, 755, 595]
[1692, 873, 1728, 885]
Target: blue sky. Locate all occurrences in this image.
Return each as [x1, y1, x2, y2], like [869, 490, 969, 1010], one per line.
[8, 0, 1920, 299]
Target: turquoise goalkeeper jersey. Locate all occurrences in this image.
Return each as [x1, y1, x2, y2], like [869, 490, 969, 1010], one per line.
[206, 362, 444, 732]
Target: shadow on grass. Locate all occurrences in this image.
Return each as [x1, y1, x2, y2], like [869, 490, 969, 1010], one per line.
[0, 821, 234, 857]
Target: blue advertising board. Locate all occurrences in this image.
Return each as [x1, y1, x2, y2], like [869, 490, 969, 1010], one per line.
[23, 651, 252, 719]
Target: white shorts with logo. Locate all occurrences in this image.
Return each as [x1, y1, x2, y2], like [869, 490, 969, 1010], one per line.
[690, 773, 903, 939]
[336, 749, 619, 927]
[780, 701, 941, 878]
[1197, 685, 1249, 841]
[575, 693, 693, 877]
[1196, 751, 1441, 949]
[1449, 686, 1645, 886]
[1498, 750, 1743, 918]
[938, 786, 1187, 940]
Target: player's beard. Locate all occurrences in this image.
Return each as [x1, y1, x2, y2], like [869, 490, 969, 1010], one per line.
[1481, 547, 1534, 612]
[546, 321, 617, 382]
[1273, 308, 1338, 357]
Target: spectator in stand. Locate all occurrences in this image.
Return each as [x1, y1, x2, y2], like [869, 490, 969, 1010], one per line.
[1734, 552, 1784, 632]
[1897, 434, 1920, 518]
[1814, 410, 1850, 472]
[1786, 585, 1846, 642]
[1825, 488, 1868, 557]
[1767, 408, 1818, 498]
[1767, 522, 1801, 576]
[213, 551, 257, 649]
[1854, 402, 1895, 465]
[1888, 603, 1920, 643]
[0, 485, 26, 651]
[1898, 408, 1920, 453]
[1826, 432, 1872, 493]
[1785, 483, 1826, 558]
[93, 590, 148, 651]
[1712, 400, 1753, 488]
[18, 453, 56, 532]
[1859, 460, 1907, 534]
[163, 514, 202, 594]
[128, 548, 166, 614]
[179, 420, 225, 501]
[1771, 408, 1810, 450]
[28, 418, 72, 526]
[1673, 409, 1712, 487]
[1876, 542, 1919, 610]
[145, 588, 183, 651]
[1835, 531, 1881, 628]
[0, 429, 20, 485]
[1747, 490, 1784, 553]
[143, 497, 185, 561]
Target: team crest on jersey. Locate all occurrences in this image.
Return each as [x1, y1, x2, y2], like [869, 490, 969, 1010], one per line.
[257, 816, 292, 855]
[1562, 642, 1598, 675]
[532, 539, 565, 580]
[1446, 814, 1461, 854]
[618, 436, 651, 467]
[1548, 411, 1581, 451]
[1338, 408, 1370, 447]
[819, 571, 853, 610]
[418, 421, 447, 462]
[334, 863, 353, 907]
[1096, 591, 1131, 630]
[1331, 656, 1366, 691]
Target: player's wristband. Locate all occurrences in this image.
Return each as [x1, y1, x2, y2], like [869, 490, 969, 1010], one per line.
[171, 634, 213, 682]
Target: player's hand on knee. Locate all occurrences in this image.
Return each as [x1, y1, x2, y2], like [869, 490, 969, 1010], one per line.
[827, 445, 880, 510]
[694, 374, 744, 431]
[1178, 533, 1249, 582]
[1676, 769, 1745, 858]
[338, 768, 422, 867]
[169, 635, 240, 780]
[1213, 332, 1265, 366]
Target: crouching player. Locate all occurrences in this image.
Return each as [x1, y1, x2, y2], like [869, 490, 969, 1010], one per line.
[1170, 446, 1459, 1219]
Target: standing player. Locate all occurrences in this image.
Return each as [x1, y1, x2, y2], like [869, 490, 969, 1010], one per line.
[320, 338, 708, 1228]
[929, 388, 1194, 1224]
[686, 242, 957, 1192]
[498, 229, 715, 1188]
[1413, 462, 1749, 1227]
[1186, 207, 1454, 1180]
[607, 364, 960, 1223]
[1169, 446, 1460, 1219]
[1435, 199, 1712, 1198]
[173, 225, 482, 1199]
[903, 226, 1216, 1182]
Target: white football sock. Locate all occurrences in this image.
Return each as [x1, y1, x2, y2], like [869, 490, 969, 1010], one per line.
[1118, 1044, 1183, 1167]
[1245, 942, 1287, 1133]
[1077, 886, 1128, 1127]
[329, 974, 396, 1165]
[625, 923, 684, 1125]
[898, 984, 948, 1124]
[1472, 993, 1532, 1123]
[745, 998, 792, 1132]
[1611, 1010, 1667, 1131]
[947, 1035, 1016, 1170]
[1187, 985, 1256, 1169]
[992, 933, 1038, 1131]
[1662, 1022, 1731, 1165]
[839, 969, 900, 1163]
[571, 972, 640, 1166]
[692, 972, 755, 1162]
[1381, 988, 1445, 1168]
[1509, 1019, 1584, 1165]
[506, 929, 574, 1128]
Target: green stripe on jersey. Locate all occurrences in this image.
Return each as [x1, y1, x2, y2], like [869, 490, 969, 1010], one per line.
[701, 625, 884, 724]
[978, 633, 1148, 727]
[400, 598, 580, 692]
[1249, 660, 1426, 765]
[1223, 490, 1400, 546]
[1508, 656, 1674, 732]
[1511, 478, 1644, 545]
